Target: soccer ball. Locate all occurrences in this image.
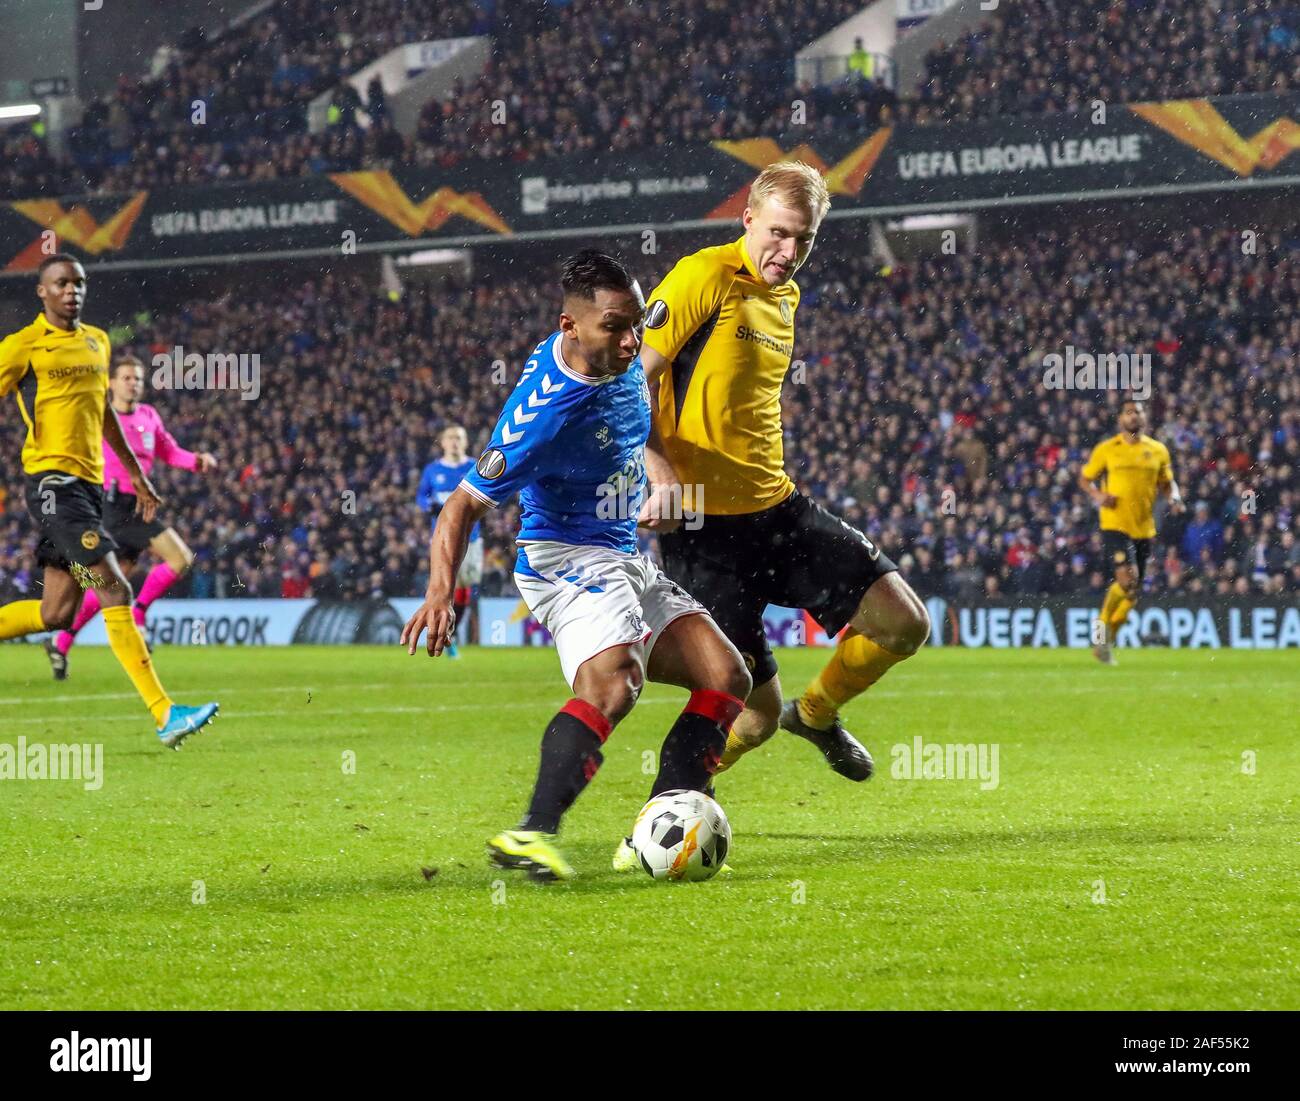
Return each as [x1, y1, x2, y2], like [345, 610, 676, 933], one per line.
[631, 789, 731, 881]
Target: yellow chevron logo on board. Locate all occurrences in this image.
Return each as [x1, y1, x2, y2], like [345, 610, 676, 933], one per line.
[707, 132, 893, 218]
[330, 171, 511, 236]
[1131, 99, 1300, 175]
[5, 192, 148, 271]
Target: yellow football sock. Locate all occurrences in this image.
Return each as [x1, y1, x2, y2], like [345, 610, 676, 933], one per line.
[716, 730, 748, 772]
[1100, 582, 1124, 625]
[1109, 597, 1135, 633]
[0, 599, 46, 640]
[103, 604, 172, 725]
[797, 633, 908, 731]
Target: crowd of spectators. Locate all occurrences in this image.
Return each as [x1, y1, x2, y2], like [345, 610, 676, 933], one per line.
[3, 0, 1296, 199]
[785, 225, 1298, 603]
[62, 0, 476, 195]
[0, 0, 881, 199]
[409, 0, 894, 173]
[1, 224, 1295, 613]
[0, 129, 82, 206]
[910, 0, 1299, 124]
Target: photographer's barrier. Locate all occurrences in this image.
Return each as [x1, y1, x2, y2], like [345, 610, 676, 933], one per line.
[47, 595, 1300, 649]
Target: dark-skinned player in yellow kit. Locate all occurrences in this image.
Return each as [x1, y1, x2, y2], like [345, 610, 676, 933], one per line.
[0, 254, 219, 746]
[1078, 398, 1184, 665]
[613, 162, 929, 870]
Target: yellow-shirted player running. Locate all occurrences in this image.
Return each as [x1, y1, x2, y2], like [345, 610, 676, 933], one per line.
[612, 163, 930, 869]
[1078, 399, 1184, 664]
[0, 254, 219, 746]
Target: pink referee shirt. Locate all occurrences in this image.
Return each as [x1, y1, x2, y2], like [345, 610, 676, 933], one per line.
[103, 403, 198, 494]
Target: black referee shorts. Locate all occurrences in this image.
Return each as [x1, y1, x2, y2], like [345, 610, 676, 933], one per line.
[23, 470, 118, 572]
[659, 490, 897, 687]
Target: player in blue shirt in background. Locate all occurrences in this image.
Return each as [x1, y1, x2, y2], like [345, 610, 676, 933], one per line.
[417, 425, 481, 656]
[401, 251, 751, 881]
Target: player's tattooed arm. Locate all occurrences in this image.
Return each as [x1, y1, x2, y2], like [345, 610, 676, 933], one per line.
[103, 399, 162, 522]
[402, 487, 490, 657]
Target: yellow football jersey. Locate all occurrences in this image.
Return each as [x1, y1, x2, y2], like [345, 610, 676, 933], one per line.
[642, 236, 798, 515]
[1081, 433, 1173, 539]
[0, 313, 112, 484]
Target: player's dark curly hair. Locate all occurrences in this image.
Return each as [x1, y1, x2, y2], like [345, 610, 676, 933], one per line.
[560, 249, 633, 301]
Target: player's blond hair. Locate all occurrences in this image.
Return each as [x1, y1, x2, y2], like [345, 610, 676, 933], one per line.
[747, 161, 831, 226]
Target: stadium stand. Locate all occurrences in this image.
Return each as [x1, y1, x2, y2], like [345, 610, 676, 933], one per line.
[908, 0, 1298, 124]
[3, 225, 1295, 606]
[3, 0, 1296, 198]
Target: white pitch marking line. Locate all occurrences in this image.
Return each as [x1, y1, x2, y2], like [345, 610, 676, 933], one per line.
[0, 680, 553, 707]
[0, 697, 692, 726]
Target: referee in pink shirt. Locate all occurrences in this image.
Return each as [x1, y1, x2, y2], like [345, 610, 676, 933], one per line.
[46, 354, 218, 679]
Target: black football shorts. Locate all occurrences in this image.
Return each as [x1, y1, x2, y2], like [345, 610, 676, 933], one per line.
[24, 470, 118, 571]
[659, 490, 897, 686]
[104, 487, 168, 557]
[1102, 529, 1152, 581]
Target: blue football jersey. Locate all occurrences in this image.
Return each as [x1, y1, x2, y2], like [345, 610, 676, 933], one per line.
[418, 457, 481, 542]
[459, 331, 651, 560]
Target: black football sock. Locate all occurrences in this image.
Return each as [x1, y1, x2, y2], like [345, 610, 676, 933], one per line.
[650, 689, 745, 798]
[453, 587, 470, 638]
[520, 699, 613, 834]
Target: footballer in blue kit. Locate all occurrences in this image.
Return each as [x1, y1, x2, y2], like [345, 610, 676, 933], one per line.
[417, 424, 482, 654]
[401, 251, 751, 881]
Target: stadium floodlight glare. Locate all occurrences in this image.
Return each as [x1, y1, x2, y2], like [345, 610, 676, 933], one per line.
[0, 103, 42, 120]
[396, 248, 471, 267]
[885, 213, 971, 232]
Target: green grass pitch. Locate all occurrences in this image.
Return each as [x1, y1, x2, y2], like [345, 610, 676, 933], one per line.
[1, 644, 1296, 1010]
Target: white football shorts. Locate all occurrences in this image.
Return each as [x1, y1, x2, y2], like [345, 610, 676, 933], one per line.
[514, 540, 707, 687]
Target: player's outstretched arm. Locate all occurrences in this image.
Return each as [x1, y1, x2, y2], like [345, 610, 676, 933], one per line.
[156, 420, 217, 473]
[104, 400, 162, 521]
[402, 487, 490, 657]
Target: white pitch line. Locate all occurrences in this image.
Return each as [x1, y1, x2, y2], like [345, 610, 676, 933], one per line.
[0, 697, 691, 727]
[0, 674, 1265, 728]
[0, 667, 1240, 726]
[0, 676, 1212, 716]
[0, 680, 554, 707]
